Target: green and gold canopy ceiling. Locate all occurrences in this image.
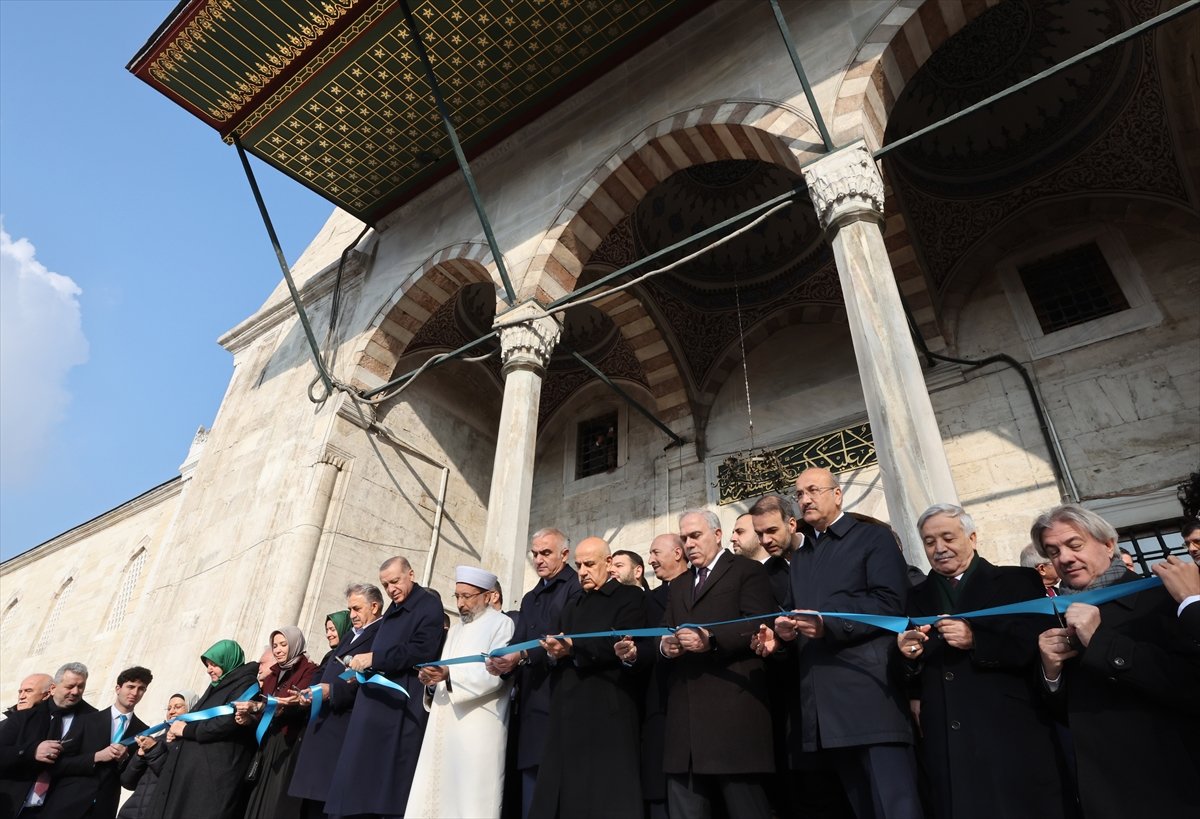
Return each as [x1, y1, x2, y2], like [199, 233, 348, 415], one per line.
[129, 0, 708, 224]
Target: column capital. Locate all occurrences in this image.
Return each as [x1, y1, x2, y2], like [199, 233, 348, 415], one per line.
[494, 301, 561, 375]
[802, 141, 885, 231]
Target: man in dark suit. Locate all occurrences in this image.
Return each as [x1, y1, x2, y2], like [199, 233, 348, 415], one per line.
[0, 661, 105, 819]
[898, 504, 1064, 819]
[659, 509, 775, 819]
[86, 666, 152, 819]
[757, 468, 920, 819]
[1152, 554, 1200, 639]
[486, 527, 582, 819]
[324, 557, 444, 819]
[288, 582, 385, 813]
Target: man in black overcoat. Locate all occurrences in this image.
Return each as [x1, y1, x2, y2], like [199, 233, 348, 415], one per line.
[530, 537, 649, 818]
[759, 468, 920, 819]
[659, 509, 775, 819]
[325, 557, 444, 819]
[0, 662, 102, 819]
[486, 527, 582, 819]
[897, 504, 1065, 819]
[288, 582, 384, 813]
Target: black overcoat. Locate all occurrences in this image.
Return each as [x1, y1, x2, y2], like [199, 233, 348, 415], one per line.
[662, 550, 775, 775]
[1053, 575, 1200, 819]
[117, 737, 169, 819]
[789, 515, 912, 753]
[323, 585, 444, 817]
[150, 661, 260, 819]
[508, 567, 583, 772]
[84, 707, 148, 819]
[639, 582, 670, 803]
[530, 579, 649, 819]
[286, 620, 380, 805]
[904, 558, 1065, 819]
[0, 699, 97, 819]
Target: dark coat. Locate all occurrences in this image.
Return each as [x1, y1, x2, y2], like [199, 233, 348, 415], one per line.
[150, 661, 260, 819]
[789, 514, 913, 753]
[117, 736, 169, 819]
[662, 551, 775, 775]
[509, 567, 583, 772]
[243, 655, 319, 819]
[324, 586, 444, 817]
[530, 580, 649, 819]
[1181, 599, 1200, 640]
[905, 559, 1065, 819]
[1053, 576, 1200, 819]
[287, 621, 381, 805]
[84, 707, 149, 819]
[0, 699, 98, 819]
[764, 555, 792, 608]
[640, 581, 670, 802]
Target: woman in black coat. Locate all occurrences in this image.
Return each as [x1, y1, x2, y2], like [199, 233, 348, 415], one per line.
[898, 504, 1067, 819]
[151, 640, 260, 819]
[118, 691, 198, 819]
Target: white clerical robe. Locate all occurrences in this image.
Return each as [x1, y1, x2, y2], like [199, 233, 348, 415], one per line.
[405, 606, 515, 819]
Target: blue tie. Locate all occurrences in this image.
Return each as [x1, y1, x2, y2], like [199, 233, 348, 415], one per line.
[113, 714, 128, 743]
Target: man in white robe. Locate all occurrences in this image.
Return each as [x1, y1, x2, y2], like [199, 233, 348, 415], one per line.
[406, 565, 515, 819]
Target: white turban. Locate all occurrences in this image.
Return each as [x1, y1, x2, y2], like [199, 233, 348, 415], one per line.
[456, 565, 498, 590]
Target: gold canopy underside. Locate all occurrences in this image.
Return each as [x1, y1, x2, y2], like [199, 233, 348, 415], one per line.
[129, 0, 708, 223]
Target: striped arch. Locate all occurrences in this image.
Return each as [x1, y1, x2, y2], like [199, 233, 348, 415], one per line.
[349, 242, 497, 392]
[830, 0, 993, 150]
[523, 101, 827, 433]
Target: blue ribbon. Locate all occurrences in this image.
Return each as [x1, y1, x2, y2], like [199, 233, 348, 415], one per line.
[338, 668, 409, 698]
[306, 684, 323, 728]
[119, 683, 261, 746]
[255, 697, 278, 745]
[416, 577, 1164, 666]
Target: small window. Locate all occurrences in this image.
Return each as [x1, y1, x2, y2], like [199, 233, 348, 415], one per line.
[575, 412, 619, 479]
[33, 580, 73, 655]
[1017, 242, 1129, 334]
[105, 548, 147, 632]
[1118, 522, 1187, 575]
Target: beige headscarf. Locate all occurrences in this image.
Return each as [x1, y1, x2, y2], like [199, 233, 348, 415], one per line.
[271, 626, 307, 670]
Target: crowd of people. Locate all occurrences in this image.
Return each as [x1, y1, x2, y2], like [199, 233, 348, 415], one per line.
[3, 465, 1199, 819]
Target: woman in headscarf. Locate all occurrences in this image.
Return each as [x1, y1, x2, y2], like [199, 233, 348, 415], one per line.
[238, 626, 320, 819]
[316, 611, 352, 675]
[151, 639, 260, 819]
[118, 690, 199, 819]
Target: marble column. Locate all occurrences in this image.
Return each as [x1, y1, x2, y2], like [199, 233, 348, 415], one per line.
[802, 141, 958, 567]
[481, 301, 562, 602]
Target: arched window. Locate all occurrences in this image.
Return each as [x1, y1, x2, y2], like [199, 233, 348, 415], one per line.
[105, 547, 147, 632]
[33, 580, 73, 655]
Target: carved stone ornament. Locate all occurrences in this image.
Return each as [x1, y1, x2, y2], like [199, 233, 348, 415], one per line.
[802, 141, 886, 231]
[495, 301, 562, 374]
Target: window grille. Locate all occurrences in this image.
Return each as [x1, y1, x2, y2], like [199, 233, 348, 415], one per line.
[105, 549, 146, 632]
[576, 412, 619, 479]
[33, 581, 73, 655]
[1117, 522, 1186, 576]
[1018, 242, 1129, 334]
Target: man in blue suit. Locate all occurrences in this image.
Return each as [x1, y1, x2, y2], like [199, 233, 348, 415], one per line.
[325, 557, 444, 819]
[758, 467, 921, 819]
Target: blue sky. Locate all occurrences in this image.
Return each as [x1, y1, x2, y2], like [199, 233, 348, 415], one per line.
[0, 1, 335, 559]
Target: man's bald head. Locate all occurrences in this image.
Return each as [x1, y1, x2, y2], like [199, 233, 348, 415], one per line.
[16, 673, 52, 710]
[575, 537, 612, 592]
[796, 467, 843, 532]
[648, 533, 688, 582]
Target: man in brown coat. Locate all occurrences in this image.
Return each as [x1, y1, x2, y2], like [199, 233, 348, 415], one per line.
[659, 509, 775, 819]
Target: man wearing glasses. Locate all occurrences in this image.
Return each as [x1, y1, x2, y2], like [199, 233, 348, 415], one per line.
[755, 467, 921, 819]
[407, 566, 515, 819]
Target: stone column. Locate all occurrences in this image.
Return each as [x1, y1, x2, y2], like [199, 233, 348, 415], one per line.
[802, 141, 958, 566]
[482, 301, 562, 602]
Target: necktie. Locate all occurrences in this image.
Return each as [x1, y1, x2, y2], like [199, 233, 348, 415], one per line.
[113, 714, 128, 743]
[949, 577, 960, 588]
[694, 566, 710, 598]
[1046, 586, 1057, 598]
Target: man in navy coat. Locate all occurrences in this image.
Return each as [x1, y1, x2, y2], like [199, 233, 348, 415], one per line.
[758, 467, 920, 819]
[324, 557, 444, 819]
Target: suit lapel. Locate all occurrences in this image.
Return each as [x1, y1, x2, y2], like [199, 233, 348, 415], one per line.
[691, 551, 734, 608]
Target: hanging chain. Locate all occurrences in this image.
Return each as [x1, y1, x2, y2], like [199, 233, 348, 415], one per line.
[732, 267, 755, 452]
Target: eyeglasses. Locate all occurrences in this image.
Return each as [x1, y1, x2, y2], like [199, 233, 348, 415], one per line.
[795, 486, 837, 500]
[452, 590, 490, 602]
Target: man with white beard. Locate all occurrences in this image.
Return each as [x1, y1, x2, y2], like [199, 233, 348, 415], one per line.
[405, 566, 516, 819]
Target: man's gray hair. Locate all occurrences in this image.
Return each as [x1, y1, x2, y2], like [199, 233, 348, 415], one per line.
[379, 556, 413, 573]
[1019, 543, 1051, 568]
[53, 662, 88, 683]
[531, 528, 570, 552]
[917, 503, 977, 538]
[345, 582, 384, 607]
[679, 509, 721, 533]
[1030, 505, 1118, 558]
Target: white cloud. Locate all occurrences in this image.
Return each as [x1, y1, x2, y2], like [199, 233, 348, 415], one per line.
[0, 221, 89, 486]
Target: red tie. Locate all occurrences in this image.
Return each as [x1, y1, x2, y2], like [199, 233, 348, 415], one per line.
[1046, 586, 1057, 598]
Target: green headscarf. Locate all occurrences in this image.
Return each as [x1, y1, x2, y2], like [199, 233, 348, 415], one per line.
[326, 611, 353, 642]
[200, 639, 246, 686]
